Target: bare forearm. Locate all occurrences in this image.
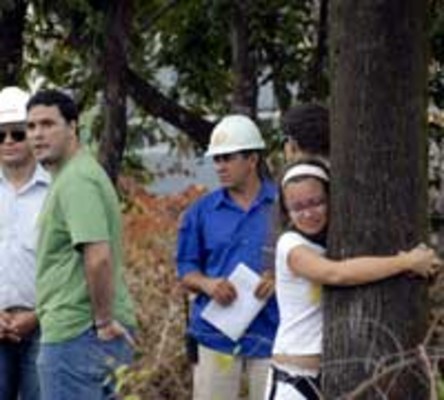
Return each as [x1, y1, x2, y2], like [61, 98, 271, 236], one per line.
[181, 271, 212, 295]
[86, 261, 113, 321]
[84, 243, 114, 323]
[331, 254, 409, 285]
[290, 244, 435, 286]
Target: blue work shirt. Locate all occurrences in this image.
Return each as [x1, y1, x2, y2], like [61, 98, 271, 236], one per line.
[176, 180, 279, 357]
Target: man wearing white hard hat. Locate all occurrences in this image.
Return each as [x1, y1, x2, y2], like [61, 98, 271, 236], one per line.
[0, 86, 50, 400]
[177, 114, 278, 400]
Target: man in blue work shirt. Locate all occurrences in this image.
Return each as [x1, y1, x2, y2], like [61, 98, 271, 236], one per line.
[176, 114, 278, 400]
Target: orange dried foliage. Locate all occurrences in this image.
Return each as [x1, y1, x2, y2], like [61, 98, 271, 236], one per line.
[118, 176, 206, 399]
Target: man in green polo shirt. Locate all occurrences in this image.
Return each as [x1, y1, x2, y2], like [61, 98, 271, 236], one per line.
[26, 89, 136, 400]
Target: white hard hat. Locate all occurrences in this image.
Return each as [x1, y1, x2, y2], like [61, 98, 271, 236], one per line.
[205, 114, 266, 157]
[0, 86, 30, 125]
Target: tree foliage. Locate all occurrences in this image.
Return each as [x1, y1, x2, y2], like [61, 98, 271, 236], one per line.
[22, 1, 319, 134]
[430, 0, 444, 109]
[2, 0, 444, 173]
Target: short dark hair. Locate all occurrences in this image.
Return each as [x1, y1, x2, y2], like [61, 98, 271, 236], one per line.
[237, 149, 272, 181]
[27, 89, 78, 124]
[281, 103, 329, 157]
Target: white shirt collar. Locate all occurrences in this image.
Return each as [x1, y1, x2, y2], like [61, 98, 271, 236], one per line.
[0, 163, 51, 192]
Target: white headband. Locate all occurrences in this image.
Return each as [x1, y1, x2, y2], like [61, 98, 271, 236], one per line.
[282, 164, 329, 186]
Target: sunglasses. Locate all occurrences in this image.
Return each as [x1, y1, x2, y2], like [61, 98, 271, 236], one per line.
[0, 130, 27, 144]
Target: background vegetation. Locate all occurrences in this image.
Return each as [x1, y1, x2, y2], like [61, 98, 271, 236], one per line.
[2, 0, 444, 398]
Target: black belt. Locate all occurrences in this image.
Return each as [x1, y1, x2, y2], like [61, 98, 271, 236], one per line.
[268, 365, 320, 400]
[4, 306, 33, 313]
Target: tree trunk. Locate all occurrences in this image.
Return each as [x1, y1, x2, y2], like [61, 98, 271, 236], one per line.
[299, 0, 329, 102]
[323, 1, 428, 399]
[98, 0, 131, 184]
[230, 1, 257, 118]
[0, 1, 27, 86]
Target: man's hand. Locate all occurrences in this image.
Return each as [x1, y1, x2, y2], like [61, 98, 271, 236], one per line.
[0, 311, 34, 342]
[254, 270, 275, 300]
[96, 320, 135, 348]
[9, 311, 38, 339]
[0, 312, 13, 340]
[204, 278, 237, 306]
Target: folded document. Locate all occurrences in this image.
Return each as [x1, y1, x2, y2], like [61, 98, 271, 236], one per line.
[201, 263, 266, 341]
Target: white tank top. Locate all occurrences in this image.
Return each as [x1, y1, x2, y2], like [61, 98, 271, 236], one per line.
[273, 231, 324, 356]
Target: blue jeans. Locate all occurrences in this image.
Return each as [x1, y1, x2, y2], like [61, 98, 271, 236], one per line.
[0, 329, 40, 400]
[37, 327, 133, 400]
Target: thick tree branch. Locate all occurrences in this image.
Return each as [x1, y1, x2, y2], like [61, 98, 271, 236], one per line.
[126, 67, 214, 148]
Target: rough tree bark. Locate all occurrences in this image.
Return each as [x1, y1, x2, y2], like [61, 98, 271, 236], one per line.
[0, 1, 27, 86]
[98, 0, 132, 184]
[230, 1, 257, 118]
[323, 0, 428, 399]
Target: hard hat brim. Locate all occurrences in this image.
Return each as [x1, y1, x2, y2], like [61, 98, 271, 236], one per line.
[205, 143, 265, 157]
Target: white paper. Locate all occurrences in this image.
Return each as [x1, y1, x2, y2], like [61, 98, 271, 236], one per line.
[201, 263, 266, 341]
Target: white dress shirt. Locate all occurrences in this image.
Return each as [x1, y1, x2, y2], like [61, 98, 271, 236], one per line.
[0, 164, 50, 309]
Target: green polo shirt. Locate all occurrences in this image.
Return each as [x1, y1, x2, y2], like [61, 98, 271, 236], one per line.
[36, 150, 136, 343]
